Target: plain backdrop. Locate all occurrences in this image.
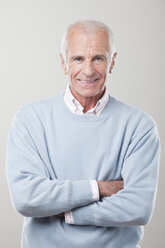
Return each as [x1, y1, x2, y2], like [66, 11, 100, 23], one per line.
[0, 0, 164, 247]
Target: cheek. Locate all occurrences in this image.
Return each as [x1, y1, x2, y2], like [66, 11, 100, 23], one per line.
[96, 65, 109, 77]
[68, 64, 82, 78]
[97, 69, 108, 78]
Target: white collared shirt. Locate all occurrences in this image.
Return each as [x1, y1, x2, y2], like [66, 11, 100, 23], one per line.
[64, 83, 109, 116]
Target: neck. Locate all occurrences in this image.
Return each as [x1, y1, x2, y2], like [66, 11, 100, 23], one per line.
[69, 86, 105, 113]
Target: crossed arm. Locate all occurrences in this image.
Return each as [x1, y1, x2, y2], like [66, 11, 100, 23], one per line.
[57, 180, 124, 217]
[6, 113, 160, 227]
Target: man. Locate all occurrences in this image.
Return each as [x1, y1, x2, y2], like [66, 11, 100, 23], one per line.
[6, 20, 160, 248]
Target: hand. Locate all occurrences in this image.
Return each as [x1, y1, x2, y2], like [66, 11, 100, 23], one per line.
[97, 180, 124, 198]
[56, 213, 65, 217]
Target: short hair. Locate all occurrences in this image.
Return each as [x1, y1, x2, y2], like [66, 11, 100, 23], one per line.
[61, 20, 116, 61]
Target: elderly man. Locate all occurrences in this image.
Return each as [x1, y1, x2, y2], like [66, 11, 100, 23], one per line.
[7, 20, 160, 248]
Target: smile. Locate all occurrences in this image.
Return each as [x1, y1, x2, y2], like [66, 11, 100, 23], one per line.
[78, 78, 99, 84]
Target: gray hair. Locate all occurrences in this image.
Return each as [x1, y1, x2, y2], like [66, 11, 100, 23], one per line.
[61, 20, 116, 61]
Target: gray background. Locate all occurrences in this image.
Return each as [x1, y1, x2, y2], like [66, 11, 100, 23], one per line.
[0, 0, 164, 247]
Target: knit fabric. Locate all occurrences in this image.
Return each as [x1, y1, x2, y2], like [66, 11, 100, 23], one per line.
[6, 92, 160, 248]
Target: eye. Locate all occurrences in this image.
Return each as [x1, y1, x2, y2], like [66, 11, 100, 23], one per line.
[96, 57, 103, 61]
[94, 56, 104, 62]
[74, 57, 83, 62]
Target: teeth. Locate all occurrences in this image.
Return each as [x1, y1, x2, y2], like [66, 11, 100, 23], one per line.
[80, 80, 96, 83]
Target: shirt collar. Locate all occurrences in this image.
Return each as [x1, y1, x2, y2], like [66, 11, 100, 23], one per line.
[64, 83, 109, 116]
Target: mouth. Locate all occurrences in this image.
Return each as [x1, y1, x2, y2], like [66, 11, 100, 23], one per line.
[77, 78, 99, 86]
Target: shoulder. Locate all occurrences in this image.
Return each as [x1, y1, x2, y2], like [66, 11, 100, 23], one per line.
[14, 92, 64, 122]
[110, 96, 157, 133]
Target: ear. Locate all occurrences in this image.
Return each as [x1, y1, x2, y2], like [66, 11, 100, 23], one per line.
[59, 53, 68, 75]
[109, 52, 117, 74]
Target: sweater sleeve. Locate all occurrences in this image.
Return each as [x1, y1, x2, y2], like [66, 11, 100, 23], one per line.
[67, 123, 160, 227]
[6, 112, 95, 218]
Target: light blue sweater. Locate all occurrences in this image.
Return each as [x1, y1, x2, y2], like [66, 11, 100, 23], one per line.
[6, 92, 160, 248]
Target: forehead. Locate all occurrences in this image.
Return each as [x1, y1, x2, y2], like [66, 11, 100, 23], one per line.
[67, 28, 109, 55]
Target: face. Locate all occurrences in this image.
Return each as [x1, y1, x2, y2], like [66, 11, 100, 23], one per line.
[60, 27, 116, 102]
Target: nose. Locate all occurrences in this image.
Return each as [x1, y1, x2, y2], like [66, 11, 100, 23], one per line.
[82, 61, 95, 77]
